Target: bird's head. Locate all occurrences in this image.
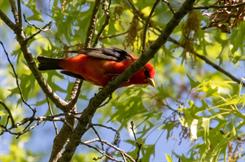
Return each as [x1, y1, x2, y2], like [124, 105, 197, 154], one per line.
[128, 63, 155, 87]
[143, 63, 155, 87]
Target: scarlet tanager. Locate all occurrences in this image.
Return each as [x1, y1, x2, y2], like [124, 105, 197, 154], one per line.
[37, 48, 155, 87]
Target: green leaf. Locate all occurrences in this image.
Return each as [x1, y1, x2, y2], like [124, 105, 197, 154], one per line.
[187, 74, 200, 88]
[0, 110, 6, 116]
[165, 154, 173, 162]
[201, 117, 210, 143]
[190, 119, 198, 140]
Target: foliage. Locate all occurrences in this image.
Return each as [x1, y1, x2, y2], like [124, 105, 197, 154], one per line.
[0, 0, 245, 162]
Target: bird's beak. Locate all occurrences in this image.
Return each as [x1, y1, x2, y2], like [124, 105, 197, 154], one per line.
[147, 78, 155, 87]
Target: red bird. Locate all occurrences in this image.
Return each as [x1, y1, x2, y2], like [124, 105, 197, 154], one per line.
[37, 48, 155, 87]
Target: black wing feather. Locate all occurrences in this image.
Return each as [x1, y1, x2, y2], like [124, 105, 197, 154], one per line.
[67, 48, 133, 62]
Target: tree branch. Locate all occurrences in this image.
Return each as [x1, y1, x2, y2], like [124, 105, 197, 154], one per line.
[49, 114, 74, 162]
[64, 0, 102, 109]
[142, 0, 160, 54]
[80, 141, 121, 162]
[99, 30, 129, 40]
[64, 79, 83, 109]
[0, 2, 75, 154]
[168, 37, 245, 87]
[123, 1, 245, 87]
[92, 123, 120, 146]
[24, 20, 52, 42]
[83, 138, 136, 162]
[0, 108, 66, 137]
[162, 0, 175, 15]
[126, 0, 162, 36]
[0, 9, 68, 110]
[9, 0, 22, 35]
[130, 121, 142, 162]
[49, 1, 102, 161]
[8, 0, 18, 24]
[0, 10, 16, 31]
[47, 97, 59, 135]
[17, 0, 22, 27]
[0, 41, 35, 112]
[85, 0, 101, 47]
[193, 2, 245, 10]
[0, 101, 15, 127]
[57, 0, 195, 161]
[93, 0, 111, 47]
[18, 41, 68, 109]
[91, 125, 105, 151]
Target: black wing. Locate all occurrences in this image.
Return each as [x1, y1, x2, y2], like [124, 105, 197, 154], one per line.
[67, 48, 133, 62]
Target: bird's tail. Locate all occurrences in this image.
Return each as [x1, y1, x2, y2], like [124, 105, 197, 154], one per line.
[37, 56, 62, 70]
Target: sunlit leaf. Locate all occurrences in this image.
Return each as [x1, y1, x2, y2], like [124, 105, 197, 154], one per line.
[165, 154, 173, 162]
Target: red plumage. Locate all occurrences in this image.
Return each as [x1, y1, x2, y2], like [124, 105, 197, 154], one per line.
[37, 48, 155, 87]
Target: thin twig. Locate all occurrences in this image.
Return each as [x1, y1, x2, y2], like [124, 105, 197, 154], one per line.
[127, 0, 145, 19]
[121, 152, 127, 162]
[0, 8, 68, 111]
[92, 123, 120, 148]
[0, 9, 16, 31]
[0, 41, 36, 113]
[130, 121, 142, 162]
[92, 123, 121, 161]
[47, 97, 59, 135]
[65, 79, 83, 109]
[92, 124, 118, 133]
[23, 15, 52, 42]
[168, 37, 245, 87]
[130, 121, 137, 141]
[0, 112, 66, 137]
[17, 0, 22, 27]
[162, 0, 175, 15]
[17, 114, 66, 136]
[58, 0, 195, 160]
[0, 101, 15, 127]
[93, 0, 111, 47]
[62, 53, 82, 113]
[126, 0, 162, 41]
[64, 0, 101, 111]
[0, 124, 21, 136]
[92, 124, 120, 143]
[91, 125, 105, 151]
[25, 22, 52, 42]
[84, 138, 136, 162]
[193, 2, 245, 10]
[9, 0, 18, 24]
[163, 101, 181, 115]
[85, 0, 101, 47]
[49, 1, 102, 160]
[99, 30, 129, 40]
[23, 14, 49, 30]
[80, 142, 120, 162]
[126, 0, 245, 87]
[9, 0, 22, 35]
[32, 114, 66, 122]
[142, 0, 160, 54]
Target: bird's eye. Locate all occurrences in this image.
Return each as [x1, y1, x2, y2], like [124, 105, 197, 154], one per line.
[144, 68, 150, 78]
